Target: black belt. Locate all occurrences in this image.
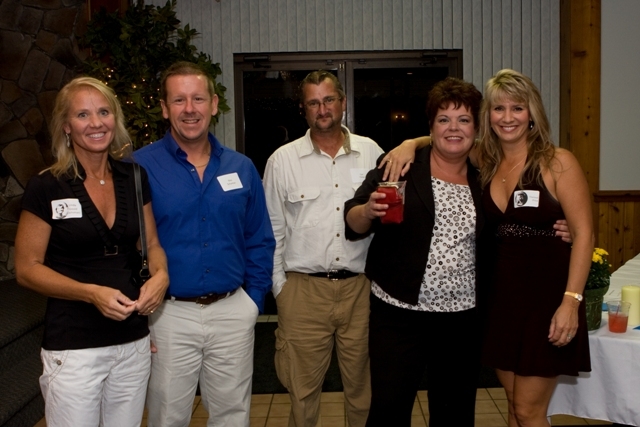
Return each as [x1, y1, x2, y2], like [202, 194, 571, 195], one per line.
[165, 289, 237, 305]
[307, 270, 359, 281]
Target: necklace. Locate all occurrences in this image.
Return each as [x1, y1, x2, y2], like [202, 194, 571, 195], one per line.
[86, 173, 108, 185]
[501, 157, 525, 183]
[193, 158, 210, 168]
[192, 148, 211, 169]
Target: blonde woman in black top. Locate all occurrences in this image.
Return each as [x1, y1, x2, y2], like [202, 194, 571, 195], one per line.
[15, 77, 169, 427]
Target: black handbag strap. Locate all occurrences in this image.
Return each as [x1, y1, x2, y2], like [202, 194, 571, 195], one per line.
[133, 163, 150, 281]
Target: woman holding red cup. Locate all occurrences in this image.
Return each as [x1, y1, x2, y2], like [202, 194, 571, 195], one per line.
[370, 70, 588, 427]
[345, 77, 484, 427]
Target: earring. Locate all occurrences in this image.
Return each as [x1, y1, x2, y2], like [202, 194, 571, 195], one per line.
[529, 121, 534, 130]
[65, 133, 71, 147]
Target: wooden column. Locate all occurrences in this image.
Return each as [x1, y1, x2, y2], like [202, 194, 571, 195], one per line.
[559, 0, 601, 238]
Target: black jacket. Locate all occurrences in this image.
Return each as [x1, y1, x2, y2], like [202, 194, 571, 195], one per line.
[344, 145, 486, 306]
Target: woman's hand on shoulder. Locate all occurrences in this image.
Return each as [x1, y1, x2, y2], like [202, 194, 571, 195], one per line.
[379, 137, 430, 181]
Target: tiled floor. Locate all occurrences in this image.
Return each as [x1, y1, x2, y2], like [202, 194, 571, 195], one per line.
[33, 315, 613, 426]
[31, 387, 615, 427]
[32, 387, 613, 426]
[211, 388, 610, 427]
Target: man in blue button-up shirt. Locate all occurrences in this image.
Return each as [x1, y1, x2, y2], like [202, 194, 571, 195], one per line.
[134, 61, 275, 427]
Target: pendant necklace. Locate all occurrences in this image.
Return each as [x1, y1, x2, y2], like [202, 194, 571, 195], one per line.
[85, 167, 110, 185]
[86, 174, 107, 185]
[501, 157, 525, 183]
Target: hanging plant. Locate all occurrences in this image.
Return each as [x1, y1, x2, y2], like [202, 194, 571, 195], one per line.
[80, 0, 229, 149]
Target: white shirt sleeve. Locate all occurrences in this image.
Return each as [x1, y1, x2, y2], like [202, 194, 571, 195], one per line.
[262, 154, 288, 298]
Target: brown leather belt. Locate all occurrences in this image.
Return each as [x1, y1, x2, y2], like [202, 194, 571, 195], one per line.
[307, 270, 359, 281]
[165, 289, 237, 305]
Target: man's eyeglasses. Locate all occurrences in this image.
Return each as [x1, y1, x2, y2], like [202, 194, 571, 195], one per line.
[304, 96, 341, 110]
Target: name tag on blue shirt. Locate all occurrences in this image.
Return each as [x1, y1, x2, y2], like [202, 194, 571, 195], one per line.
[217, 172, 243, 191]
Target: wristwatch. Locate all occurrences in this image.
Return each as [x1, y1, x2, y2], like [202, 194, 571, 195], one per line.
[564, 291, 583, 302]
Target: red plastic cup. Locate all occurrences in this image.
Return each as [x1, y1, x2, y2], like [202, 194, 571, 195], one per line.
[607, 300, 631, 333]
[377, 182, 406, 224]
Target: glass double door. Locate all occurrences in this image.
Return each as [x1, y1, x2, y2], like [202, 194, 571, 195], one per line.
[233, 51, 462, 177]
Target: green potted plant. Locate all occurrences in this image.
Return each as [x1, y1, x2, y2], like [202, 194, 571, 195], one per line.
[79, 0, 229, 149]
[584, 248, 612, 331]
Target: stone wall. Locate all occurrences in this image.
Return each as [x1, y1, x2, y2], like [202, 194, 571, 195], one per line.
[0, 0, 87, 279]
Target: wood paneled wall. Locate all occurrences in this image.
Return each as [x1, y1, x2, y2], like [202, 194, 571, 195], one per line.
[559, 0, 601, 236]
[559, 0, 640, 270]
[595, 192, 640, 271]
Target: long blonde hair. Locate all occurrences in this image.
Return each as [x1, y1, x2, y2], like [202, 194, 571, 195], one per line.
[478, 69, 556, 188]
[48, 77, 131, 179]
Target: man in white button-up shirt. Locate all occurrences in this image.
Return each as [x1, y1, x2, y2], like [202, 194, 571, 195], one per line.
[263, 71, 383, 427]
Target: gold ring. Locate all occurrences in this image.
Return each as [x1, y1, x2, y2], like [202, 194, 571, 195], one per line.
[387, 160, 393, 164]
[149, 310, 154, 314]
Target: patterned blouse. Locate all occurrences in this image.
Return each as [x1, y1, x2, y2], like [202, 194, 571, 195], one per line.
[371, 176, 477, 312]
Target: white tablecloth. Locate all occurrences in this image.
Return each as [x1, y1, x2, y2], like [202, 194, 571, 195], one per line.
[548, 252, 640, 425]
[606, 253, 640, 300]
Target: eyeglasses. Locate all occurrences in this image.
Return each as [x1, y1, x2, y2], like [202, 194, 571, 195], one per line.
[304, 96, 341, 110]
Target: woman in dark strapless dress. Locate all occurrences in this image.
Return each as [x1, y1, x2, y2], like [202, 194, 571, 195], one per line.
[482, 179, 591, 376]
[477, 69, 593, 427]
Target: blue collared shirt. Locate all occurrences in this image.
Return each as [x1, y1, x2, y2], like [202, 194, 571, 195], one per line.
[133, 131, 275, 312]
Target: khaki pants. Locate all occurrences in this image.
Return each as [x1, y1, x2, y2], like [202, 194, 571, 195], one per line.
[275, 272, 371, 427]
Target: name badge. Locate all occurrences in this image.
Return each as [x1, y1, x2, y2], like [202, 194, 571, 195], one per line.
[51, 198, 82, 219]
[350, 168, 368, 183]
[217, 172, 243, 191]
[513, 190, 540, 208]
